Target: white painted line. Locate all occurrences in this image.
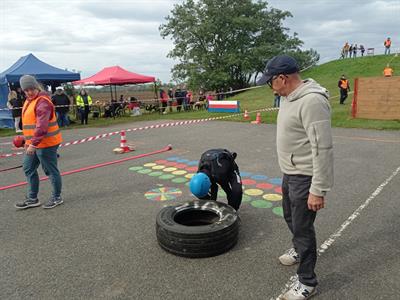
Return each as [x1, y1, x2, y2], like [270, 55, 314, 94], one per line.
[272, 165, 400, 300]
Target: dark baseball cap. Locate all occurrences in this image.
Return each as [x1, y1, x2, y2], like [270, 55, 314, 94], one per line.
[256, 55, 300, 86]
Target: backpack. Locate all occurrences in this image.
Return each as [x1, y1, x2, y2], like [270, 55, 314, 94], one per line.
[198, 149, 236, 180]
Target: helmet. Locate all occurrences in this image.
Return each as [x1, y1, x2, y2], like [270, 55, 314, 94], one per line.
[189, 172, 211, 198]
[13, 135, 25, 148]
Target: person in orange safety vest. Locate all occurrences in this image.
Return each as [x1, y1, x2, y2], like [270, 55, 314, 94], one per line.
[383, 64, 393, 77]
[338, 75, 350, 104]
[15, 75, 64, 210]
[384, 37, 391, 55]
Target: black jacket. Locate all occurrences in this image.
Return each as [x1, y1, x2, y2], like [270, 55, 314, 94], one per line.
[52, 93, 71, 113]
[198, 149, 238, 182]
[9, 97, 24, 118]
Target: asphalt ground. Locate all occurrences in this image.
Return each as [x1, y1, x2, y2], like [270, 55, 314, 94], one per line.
[0, 120, 399, 300]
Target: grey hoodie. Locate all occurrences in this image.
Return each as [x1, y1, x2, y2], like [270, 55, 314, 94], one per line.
[277, 79, 334, 197]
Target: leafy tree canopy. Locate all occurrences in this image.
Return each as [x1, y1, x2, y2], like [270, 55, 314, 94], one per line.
[160, 0, 319, 91]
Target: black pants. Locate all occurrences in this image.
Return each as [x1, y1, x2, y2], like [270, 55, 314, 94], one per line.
[161, 101, 167, 113]
[176, 98, 183, 112]
[80, 106, 90, 124]
[339, 89, 348, 104]
[282, 174, 317, 287]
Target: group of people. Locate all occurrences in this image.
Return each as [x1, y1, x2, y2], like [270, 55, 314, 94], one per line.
[50, 88, 93, 126]
[341, 42, 365, 58]
[158, 87, 213, 113]
[341, 37, 393, 59]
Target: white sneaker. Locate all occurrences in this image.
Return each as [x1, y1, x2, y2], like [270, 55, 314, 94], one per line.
[282, 280, 316, 300]
[279, 248, 300, 265]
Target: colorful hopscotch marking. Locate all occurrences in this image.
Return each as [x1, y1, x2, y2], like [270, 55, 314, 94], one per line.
[128, 156, 284, 217]
[145, 186, 182, 201]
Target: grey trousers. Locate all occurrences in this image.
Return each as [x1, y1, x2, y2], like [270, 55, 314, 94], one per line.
[282, 174, 318, 287]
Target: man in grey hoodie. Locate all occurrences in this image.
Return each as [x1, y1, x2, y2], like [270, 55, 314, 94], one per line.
[258, 55, 334, 300]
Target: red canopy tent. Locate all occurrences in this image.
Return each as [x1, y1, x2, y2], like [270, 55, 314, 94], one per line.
[73, 66, 156, 100]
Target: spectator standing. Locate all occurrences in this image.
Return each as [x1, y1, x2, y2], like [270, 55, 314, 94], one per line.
[359, 45, 365, 57]
[7, 90, 23, 132]
[353, 44, 357, 58]
[76, 89, 92, 125]
[273, 91, 281, 108]
[206, 92, 214, 109]
[349, 44, 353, 58]
[384, 37, 391, 55]
[343, 42, 350, 58]
[338, 75, 350, 104]
[186, 90, 194, 110]
[16, 87, 26, 102]
[159, 89, 168, 114]
[168, 88, 174, 112]
[182, 88, 189, 111]
[51, 87, 70, 127]
[257, 55, 333, 299]
[174, 88, 184, 112]
[340, 47, 345, 59]
[15, 75, 63, 210]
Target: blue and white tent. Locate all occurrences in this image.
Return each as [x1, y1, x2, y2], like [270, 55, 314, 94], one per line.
[0, 53, 80, 128]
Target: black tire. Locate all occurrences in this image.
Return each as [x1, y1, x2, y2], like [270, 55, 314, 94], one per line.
[156, 200, 240, 258]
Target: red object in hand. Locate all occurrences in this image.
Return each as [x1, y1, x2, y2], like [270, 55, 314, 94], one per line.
[13, 136, 25, 148]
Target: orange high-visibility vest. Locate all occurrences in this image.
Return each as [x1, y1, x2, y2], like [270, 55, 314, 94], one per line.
[383, 67, 393, 77]
[340, 79, 349, 89]
[384, 40, 391, 47]
[22, 94, 62, 148]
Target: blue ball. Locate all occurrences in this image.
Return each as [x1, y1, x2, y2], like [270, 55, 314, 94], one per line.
[189, 172, 211, 198]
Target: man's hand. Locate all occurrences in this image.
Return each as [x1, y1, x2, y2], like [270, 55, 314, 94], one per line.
[307, 193, 325, 212]
[25, 144, 36, 155]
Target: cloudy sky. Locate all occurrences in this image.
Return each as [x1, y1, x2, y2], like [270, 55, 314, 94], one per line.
[0, 0, 399, 83]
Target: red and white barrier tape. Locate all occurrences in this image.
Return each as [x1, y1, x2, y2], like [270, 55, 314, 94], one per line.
[0, 145, 172, 191]
[0, 107, 278, 159]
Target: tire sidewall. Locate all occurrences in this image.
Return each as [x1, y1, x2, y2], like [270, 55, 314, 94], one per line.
[156, 200, 238, 236]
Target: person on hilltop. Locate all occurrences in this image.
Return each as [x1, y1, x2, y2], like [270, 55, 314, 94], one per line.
[384, 37, 391, 55]
[343, 42, 350, 58]
[352, 44, 357, 58]
[359, 44, 365, 57]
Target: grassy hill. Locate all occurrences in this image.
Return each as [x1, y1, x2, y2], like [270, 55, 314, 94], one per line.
[232, 54, 400, 129]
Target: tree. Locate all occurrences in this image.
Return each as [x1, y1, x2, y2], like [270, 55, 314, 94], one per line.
[160, 0, 319, 91]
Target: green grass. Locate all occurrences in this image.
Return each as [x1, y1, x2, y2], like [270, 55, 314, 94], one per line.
[228, 54, 400, 130]
[1, 54, 399, 137]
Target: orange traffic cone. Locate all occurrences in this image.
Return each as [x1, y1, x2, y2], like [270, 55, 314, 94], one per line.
[251, 112, 262, 124]
[113, 130, 134, 154]
[243, 110, 249, 120]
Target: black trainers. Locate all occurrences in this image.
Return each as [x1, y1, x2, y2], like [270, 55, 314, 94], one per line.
[15, 198, 41, 209]
[43, 197, 63, 209]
